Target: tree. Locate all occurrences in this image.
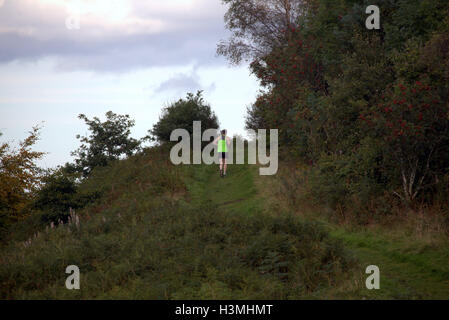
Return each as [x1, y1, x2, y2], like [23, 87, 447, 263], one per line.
[72, 111, 141, 176]
[0, 126, 45, 226]
[246, 25, 327, 151]
[362, 80, 449, 203]
[217, 0, 312, 65]
[149, 91, 219, 143]
[221, 0, 449, 209]
[32, 163, 97, 224]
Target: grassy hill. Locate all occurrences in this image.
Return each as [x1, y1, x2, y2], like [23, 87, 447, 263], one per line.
[0, 148, 354, 299]
[0, 147, 448, 299]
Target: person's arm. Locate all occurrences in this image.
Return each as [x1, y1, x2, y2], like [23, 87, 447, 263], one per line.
[213, 136, 220, 145]
[226, 136, 232, 146]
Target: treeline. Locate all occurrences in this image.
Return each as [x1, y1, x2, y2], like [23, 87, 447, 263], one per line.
[0, 91, 218, 240]
[218, 0, 449, 213]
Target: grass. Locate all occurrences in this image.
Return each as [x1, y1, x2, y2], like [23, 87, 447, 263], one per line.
[327, 227, 449, 299]
[186, 161, 262, 216]
[2, 147, 447, 299]
[257, 164, 449, 299]
[0, 148, 355, 299]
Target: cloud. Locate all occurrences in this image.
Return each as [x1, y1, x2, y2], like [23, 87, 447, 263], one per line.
[153, 67, 216, 97]
[0, 0, 229, 72]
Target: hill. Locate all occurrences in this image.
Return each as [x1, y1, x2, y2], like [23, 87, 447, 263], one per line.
[0, 147, 355, 299]
[1, 146, 448, 299]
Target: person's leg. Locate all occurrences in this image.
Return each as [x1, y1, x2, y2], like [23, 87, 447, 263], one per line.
[223, 158, 227, 175]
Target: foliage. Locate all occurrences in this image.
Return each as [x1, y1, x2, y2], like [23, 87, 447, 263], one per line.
[149, 91, 219, 143]
[217, 0, 314, 65]
[31, 163, 98, 225]
[0, 126, 45, 230]
[221, 0, 449, 207]
[361, 80, 449, 203]
[71, 111, 141, 177]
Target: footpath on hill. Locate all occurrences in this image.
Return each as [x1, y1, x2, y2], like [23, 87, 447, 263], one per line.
[187, 162, 449, 299]
[187, 163, 261, 217]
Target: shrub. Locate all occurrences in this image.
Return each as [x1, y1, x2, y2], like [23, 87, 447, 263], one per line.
[72, 111, 141, 177]
[149, 91, 219, 143]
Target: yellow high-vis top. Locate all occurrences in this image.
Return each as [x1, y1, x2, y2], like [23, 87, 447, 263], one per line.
[217, 136, 227, 152]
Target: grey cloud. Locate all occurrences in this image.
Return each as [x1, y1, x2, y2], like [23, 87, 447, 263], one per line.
[155, 73, 201, 94]
[153, 68, 216, 96]
[0, 0, 230, 72]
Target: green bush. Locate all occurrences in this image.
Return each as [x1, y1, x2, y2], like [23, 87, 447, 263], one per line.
[72, 111, 142, 177]
[149, 91, 219, 143]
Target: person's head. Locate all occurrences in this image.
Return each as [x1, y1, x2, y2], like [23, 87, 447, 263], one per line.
[221, 129, 227, 136]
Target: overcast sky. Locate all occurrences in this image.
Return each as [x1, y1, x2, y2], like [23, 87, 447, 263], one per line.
[0, 0, 260, 168]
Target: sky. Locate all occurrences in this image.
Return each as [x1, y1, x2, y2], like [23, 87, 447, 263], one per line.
[0, 0, 260, 168]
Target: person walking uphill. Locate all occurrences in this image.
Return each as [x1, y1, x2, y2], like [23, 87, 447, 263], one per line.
[213, 129, 231, 177]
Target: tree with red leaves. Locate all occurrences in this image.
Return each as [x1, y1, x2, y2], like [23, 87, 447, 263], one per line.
[361, 80, 449, 203]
